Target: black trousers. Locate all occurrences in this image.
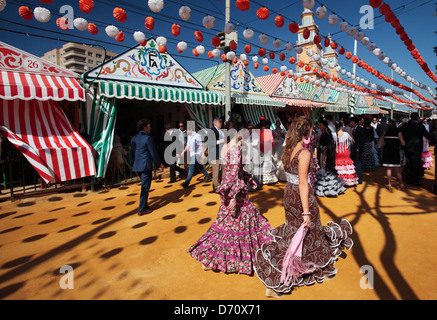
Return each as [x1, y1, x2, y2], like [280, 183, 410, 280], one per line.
[405, 151, 422, 185]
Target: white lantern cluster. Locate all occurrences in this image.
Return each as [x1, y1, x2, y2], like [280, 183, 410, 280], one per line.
[148, 0, 164, 13]
[34, 7, 51, 23]
[177, 41, 187, 52]
[156, 36, 167, 46]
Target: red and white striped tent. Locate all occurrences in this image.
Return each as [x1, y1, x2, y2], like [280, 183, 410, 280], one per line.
[0, 41, 95, 184]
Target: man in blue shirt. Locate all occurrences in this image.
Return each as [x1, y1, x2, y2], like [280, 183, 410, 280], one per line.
[131, 119, 164, 215]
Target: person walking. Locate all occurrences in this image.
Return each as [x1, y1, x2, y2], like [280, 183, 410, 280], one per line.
[164, 123, 187, 183]
[381, 120, 406, 191]
[335, 122, 358, 187]
[131, 119, 164, 215]
[209, 118, 225, 190]
[179, 125, 211, 188]
[187, 121, 273, 274]
[254, 116, 353, 297]
[349, 117, 365, 184]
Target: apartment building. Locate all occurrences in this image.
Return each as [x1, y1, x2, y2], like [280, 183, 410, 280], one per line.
[41, 42, 118, 74]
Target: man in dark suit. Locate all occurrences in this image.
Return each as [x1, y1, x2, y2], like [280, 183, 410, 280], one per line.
[400, 112, 436, 186]
[349, 116, 365, 184]
[131, 119, 164, 215]
[209, 118, 225, 190]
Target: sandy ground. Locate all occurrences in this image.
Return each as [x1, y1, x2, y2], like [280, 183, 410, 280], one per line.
[0, 153, 436, 301]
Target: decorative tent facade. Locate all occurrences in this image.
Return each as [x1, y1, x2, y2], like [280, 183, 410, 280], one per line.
[0, 41, 95, 185]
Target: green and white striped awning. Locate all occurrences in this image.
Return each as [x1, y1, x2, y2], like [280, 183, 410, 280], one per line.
[96, 80, 222, 105]
[324, 104, 351, 113]
[210, 90, 285, 107]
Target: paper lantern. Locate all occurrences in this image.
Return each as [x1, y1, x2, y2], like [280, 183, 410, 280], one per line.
[269, 51, 275, 59]
[289, 21, 299, 33]
[396, 25, 404, 35]
[279, 53, 285, 61]
[34, 7, 51, 23]
[352, 56, 358, 63]
[313, 34, 321, 44]
[115, 31, 125, 42]
[156, 36, 167, 46]
[328, 13, 338, 25]
[179, 6, 191, 20]
[347, 26, 357, 36]
[211, 36, 221, 47]
[226, 51, 235, 61]
[272, 68, 278, 74]
[236, 0, 250, 11]
[372, 48, 381, 56]
[281, 66, 287, 73]
[306, 48, 313, 57]
[367, 43, 376, 51]
[313, 54, 320, 61]
[259, 33, 268, 45]
[0, 0, 6, 12]
[57, 17, 69, 30]
[158, 45, 166, 53]
[354, 31, 365, 41]
[263, 65, 269, 72]
[298, 60, 305, 68]
[339, 20, 348, 32]
[105, 25, 119, 38]
[171, 23, 181, 36]
[272, 38, 282, 48]
[133, 31, 146, 43]
[391, 18, 400, 28]
[295, 46, 303, 54]
[244, 44, 251, 54]
[194, 30, 203, 42]
[289, 57, 295, 64]
[316, 5, 327, 19]
[256, 6, 269, 20]
[202, 15, 215, 29]
[305, 65, 311, 72]
[232, 57, 238, 64]
[196, 45, 205, 55]
[113, 7, 127, 22]
[303, 28, 310, 40]
[379, 3, 390, 15]
[145, 16, 155, 30]
[262, 57, 269, 65]
[252, 56, 258, 63]
[330, 41, 338, 50]
[345, 52, 352, 59]
[224, 22, 233, 34]
[369, 0, 382, 8]
[19, 6, 33, 20]
[285, 42, 293, 51]
[229, 40, 237, 51]
[254, 62, 259, 69]
[73, 17, 88, 31]
[212, 48, 221, 57]
[79, 0, 94, 14]
[243, 28, 254, 39]
[148, 0, 164, 13]
[275, 15, 284, 27]
[258, 48, 266, 57]
[302, 0, 315, 10]
[329, 61, 336, 69]
[192, 48, 199, 57]
[87, 23, 98, 35]
[324, 37, 330, 47]
[240, 53, 247, 61]
[361, 37, 370, 46]
[208, 51, 213, 59]
[177, 41, 187, 53]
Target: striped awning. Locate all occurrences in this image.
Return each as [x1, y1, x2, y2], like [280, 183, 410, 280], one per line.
[0, 99, 96, 183]
[0, 70, 85, 102]
[271, 97, 326, 108]
[210, 90, 285, 107]
[97, 80, 221, 105]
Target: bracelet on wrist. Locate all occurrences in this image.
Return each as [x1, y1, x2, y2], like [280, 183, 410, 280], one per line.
[302, 212, 311, 216]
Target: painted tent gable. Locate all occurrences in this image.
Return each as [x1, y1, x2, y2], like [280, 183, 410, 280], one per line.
[85, 38, 202, 89]
[355, 95, 370, 108]
[336, 91, 353, 106]
[209, 61, 266, 95]
[271, 74, 305, 99]
[0, 41, 78, 77]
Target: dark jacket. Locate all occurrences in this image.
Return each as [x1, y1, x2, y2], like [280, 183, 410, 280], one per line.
[351, 125, 366, 153]
[209, 126, 222, 161]
[400, 120, 436, 153]
[130, 131, 162, 172]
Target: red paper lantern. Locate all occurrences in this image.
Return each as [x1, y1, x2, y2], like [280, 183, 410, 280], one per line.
[352, 56, 358, 63]
[357, 60, 363, 67]
[385, 11, 395, 23]
[298, 60, 305, 68]
[39, 0, 54, 3]
[244, 44, 251, 54]
[345, 52, 352, 59]
[404, 39, 412, 46]
[396, 25, 404, 35]
[221, 54, 227, 62]
[407, 44, 416, 51]
[113, 7, 127, 23]
[158, 45, 167, 53]
[194, 30, 204, 42]
[263, 65, 269, 72]
[279, 53, 285, 61]
[289, 57, 295, 64]
[56, 17, 69, 30]
[313, 68, 318, 74]
[192, 48, 199, 57]
[258, 48, 266, 57]
[269, 51, 275, 59]
[288, 22, 299, 33]
[257, 6, 269, 20]
[338, 47, 345, 55]
[272, 68, 278, 74]
[324, 37, 330, 47]
[19, 6, 33, 20]
[305, 65, 311, 72]
[379, 3, 390, 15]
[87, 23, 98, 35]
[115, 31, 125, 42]
[145, 16, 155, 30]
[208, 51, 213, 59]
[233, 57, 238, 64]
[211, 36, 221, 47]
[244, 59, 249, 66]
[313, 34, 321, 45]
[229, 40, 237, 50]
[171, 24, 181, 37]
[236, 0, 251, 12]
[330, 41, 338, 49]
[369, 0, 382, 8]
[391, 18, 400, 28]
[320, 72, 326, 78]
[303, 29, 310, 40]
[254, 62, 259, 69]
[274, 15, 284, 28]
[79, 0, 94, 14]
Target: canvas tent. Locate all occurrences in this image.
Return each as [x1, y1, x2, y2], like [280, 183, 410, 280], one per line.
[0, 41, 95, 184]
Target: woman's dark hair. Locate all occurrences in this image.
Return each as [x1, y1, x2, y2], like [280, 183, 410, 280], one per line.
[385, 120, 398, 136]
[137, 118, 151, 132]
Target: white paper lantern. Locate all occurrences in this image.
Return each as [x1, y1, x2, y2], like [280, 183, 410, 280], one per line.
[328, 14, 339, 26]
[335, 65, 341, 72]
[296, 72, 302, 78]
[202, 15, 215, 29]
[224, 22, 233, 34]
[212, 48, 221, 57]
[289, 69, 294, 75]
[0, 0, 6, 12]
[303, 75, 310, 81]
[339, 21, 348, 32]
[341, 69, 346, 75]
[367, 43, 376, 51]
[196, 45, 205, 55]
[326, 83, 331, 88]
[315, 80, 321, 85]
[243, 28, 254, 40]
[240, 53, 247, 61]
[280, 65, 287, 72]
[354, 31, 365, 41]
[262, 57, 269, 65]
[302, 0, 315, 9]
[177, 41, 187, 52]
[133, 31, 146, 43]
[74, 17, 88, 31]
[321, 81, 326, 87]
[306, 48, 313, 57]
[351, 74, 356, 80]
[226, 51, 235, 61]
[383, 57, 390, 64]
[179, 6, 191, 21]
[372, 48, 381, 56]
[272, 38, 282, 48]
[361, 37, 370, 46]
[313, 53, 320, 61]
[252, 56, 258, 63]
[105, 25, 119, 38]
[148, 0, 164, 13]
[295, 46, 303, 54]
[347, 26, 357, 36]
[321, 58, 328, 65]
[395, 67, 400, 73]
[346, 71, 351, 78]
[401, 71, 406, 77]
[259, 33, 268, 45]
[364, 80, 369, 86]
[34, 7, 51, 23]
[329, 62, 336, 69]
[378, 53, 386, 60]
[316, 5, 327, 19]
[285, 42, 293, 51]
[156, 36, 167, 46]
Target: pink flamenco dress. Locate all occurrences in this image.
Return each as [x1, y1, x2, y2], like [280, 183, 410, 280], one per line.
[187, 142, 273, 275]
[422, 137, 434, 169]
[335, 132, 358, 187]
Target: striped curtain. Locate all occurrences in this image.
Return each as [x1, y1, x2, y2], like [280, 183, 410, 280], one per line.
[241, 105, 281, 129]
[88, 93, 118, 178]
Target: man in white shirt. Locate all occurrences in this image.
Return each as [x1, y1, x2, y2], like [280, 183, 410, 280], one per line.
[209, 118, 225, 190]
[179, 124, 211, 188]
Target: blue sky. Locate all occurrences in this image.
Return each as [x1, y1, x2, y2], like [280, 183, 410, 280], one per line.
[0, 0, 436, 102]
